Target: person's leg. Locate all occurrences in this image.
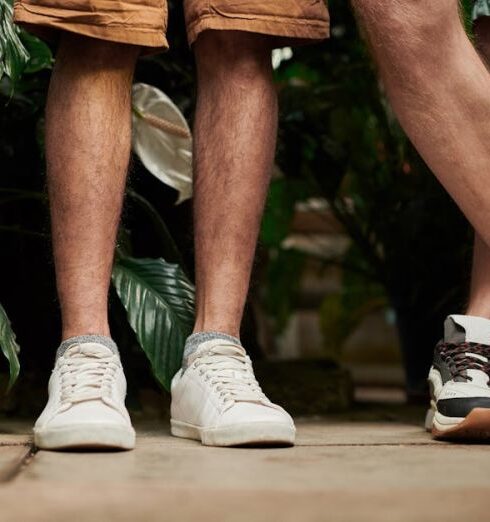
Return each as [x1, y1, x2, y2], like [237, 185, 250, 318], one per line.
[34, 34, 139, 450]
[170, 30, 295, 447]
[46, 34, 139, 340]
[191, 31, 277, 338]
[351, 0, 490, 439]
[467, 17, 490, 318]
[352, 0, 490, 250]
[467, 234, 490, 318]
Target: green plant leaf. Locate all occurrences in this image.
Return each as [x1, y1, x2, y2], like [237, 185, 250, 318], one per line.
[0, 0, 29, 83]
[20, 31, 53, 74]
[112, 256, 195, 390]
[0, 301, 20, 391]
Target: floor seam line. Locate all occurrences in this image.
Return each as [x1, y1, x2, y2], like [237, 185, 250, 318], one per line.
[296, 443, 445, 447]
[0, 443, 37, 484]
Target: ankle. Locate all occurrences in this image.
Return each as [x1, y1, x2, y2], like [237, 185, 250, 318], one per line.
[62, 325, 111, 342]
[192, 321, 240, 339]
[465, 305, 490, 321]
[192, 328, 240, 338]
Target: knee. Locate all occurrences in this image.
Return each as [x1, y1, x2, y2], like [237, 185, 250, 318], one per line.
[57, 33, 139, 70]
[194, 30, 272, 81]
[352, 0, 462, 48]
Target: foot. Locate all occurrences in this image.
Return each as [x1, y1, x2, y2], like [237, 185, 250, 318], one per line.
[34, 340, 135, 450]
[171, 339, 296, 446]
[426, 315, 490, 440]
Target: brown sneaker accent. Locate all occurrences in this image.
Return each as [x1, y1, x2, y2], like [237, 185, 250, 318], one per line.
[432, 408, 490, 441]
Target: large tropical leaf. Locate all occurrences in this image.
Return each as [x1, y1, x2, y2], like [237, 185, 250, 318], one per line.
[0, 0, 29, 82]
[20, 30, 53, 74]
[112, 256, 195, 390]
[0, 302, 20, 391]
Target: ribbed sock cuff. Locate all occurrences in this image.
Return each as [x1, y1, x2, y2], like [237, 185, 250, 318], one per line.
[183, 331, 241, 365]
[57, 335, 119, 359]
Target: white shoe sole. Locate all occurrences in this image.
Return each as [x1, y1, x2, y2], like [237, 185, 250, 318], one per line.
[34, 423, 136, 451]
[171, 419, 295, 447]
[425, 405, 490, 441]
[424, 403, 436, 431]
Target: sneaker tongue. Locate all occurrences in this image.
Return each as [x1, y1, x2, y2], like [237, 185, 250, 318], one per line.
[187, 340, 246, 365]
[444, 315, 490, 345]
[66, 342, 113, 358]
[210, 345, 245, 357]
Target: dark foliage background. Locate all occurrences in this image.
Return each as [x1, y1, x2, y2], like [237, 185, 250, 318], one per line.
[262, 1, 472, 396]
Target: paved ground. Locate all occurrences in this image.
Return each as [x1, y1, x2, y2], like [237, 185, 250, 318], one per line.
[0, 407, 489, 522]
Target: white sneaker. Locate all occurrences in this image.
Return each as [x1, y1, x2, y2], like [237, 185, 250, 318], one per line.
[170, 339, 296, 446]
[426, 315, 490, 440]
[34, 341, 135, 450]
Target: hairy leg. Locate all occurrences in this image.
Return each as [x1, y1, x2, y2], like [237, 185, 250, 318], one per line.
[467, 18, 490, 318]
[192, 31, 277, 337]
[352, 0, 490, 253]
[467, 234, 490, 318]
[46, 34, 139, 340]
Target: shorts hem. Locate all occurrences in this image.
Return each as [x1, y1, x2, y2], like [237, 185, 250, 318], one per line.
[14, 4, 168, 51]
[187, 14, 330, 47]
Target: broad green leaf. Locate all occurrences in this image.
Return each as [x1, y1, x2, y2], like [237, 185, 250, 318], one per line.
[112, 256, 195, 390]
[20, 31, 53, 74]
[0, 0, 29, 82]
[0, 302, 20, 391]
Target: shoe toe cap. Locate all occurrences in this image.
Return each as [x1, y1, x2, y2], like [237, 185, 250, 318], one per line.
[42, 400, 129, 429]
[220, 401, 295, 428]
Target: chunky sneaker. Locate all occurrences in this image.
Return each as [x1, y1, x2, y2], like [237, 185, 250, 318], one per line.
[171, 339, 296, 446]
[34, 341, 135, 450]
[426, 315, 490, 440]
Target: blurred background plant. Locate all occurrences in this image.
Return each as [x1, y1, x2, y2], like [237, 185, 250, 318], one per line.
[259, 0, 474, 400]
[0, 0, 476, 412]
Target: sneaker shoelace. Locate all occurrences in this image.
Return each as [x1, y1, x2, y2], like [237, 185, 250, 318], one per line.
[436, 341, 490, 382]
[59, 345, 119, 405]
[191, 344, 268, 409]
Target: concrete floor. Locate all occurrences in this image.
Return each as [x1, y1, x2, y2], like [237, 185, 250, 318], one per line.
[0, 410, 489, 522]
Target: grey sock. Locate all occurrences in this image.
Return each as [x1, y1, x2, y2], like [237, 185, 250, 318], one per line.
[183, 331, 241, 367]
[56, 335, 119, 359]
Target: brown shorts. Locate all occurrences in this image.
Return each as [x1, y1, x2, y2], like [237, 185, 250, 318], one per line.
[13, 0, 330, 52]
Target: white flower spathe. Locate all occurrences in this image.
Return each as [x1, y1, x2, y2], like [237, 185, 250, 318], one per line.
[132, 83, 192, 204]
